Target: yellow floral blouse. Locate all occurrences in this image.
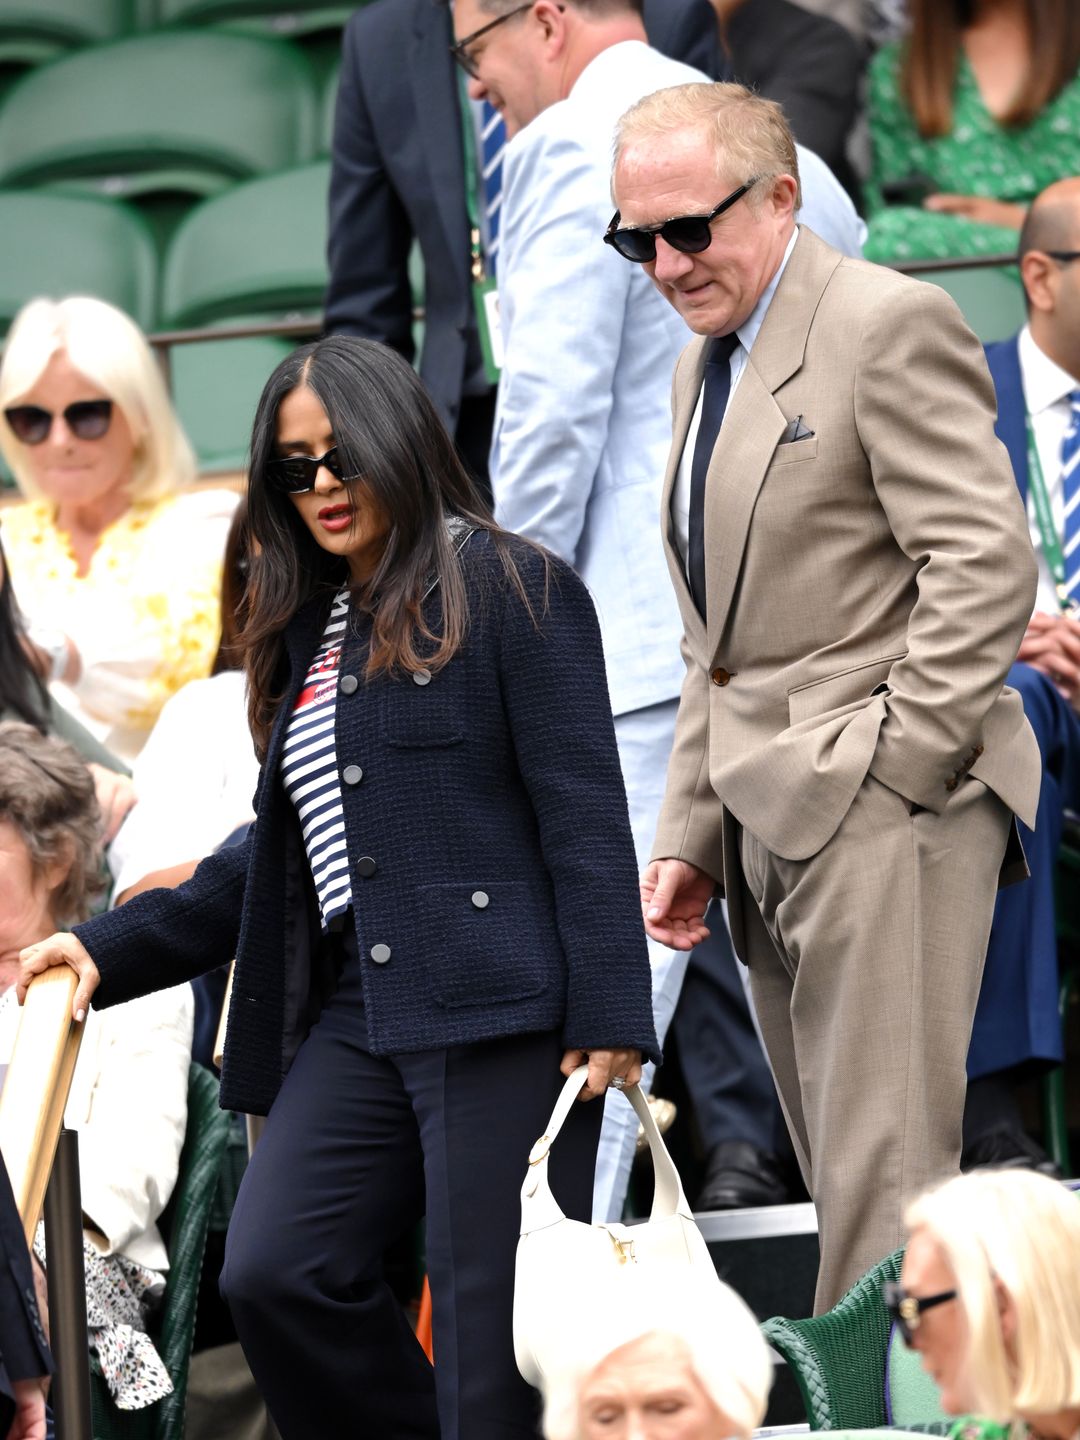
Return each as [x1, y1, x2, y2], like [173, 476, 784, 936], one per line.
[2, 488, 239, 762]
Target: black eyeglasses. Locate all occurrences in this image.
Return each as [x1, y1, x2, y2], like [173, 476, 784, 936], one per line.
[1047, 250, 1080, 264]
[603, 180, 759, 264]
[4, 400, 113, 446]
[451, 2, 534, 79]
[882, 1281, 958, 1346]
[265, 446, 362, 495]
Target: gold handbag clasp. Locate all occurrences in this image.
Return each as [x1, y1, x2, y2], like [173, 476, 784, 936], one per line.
[604, 1230, 637, 1265]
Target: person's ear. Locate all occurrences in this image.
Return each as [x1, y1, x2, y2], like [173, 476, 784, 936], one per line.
[994, 1275, 1018, 1353]
[1021, 250, 1058, 316]
[769, 174, 799, 220]
[42, 836, 75, 902]
[534, 0, 568, 49]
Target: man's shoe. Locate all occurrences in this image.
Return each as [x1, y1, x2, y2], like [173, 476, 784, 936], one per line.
[961, 1125, 1062, 1178]
[695, 1140, 792, 1211]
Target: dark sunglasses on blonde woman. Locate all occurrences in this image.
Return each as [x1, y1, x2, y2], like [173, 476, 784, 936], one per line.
[4, 400, 113, 445]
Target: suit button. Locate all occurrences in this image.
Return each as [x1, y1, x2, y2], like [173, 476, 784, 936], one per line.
[356, 856, 377, 878]
[370, 944, 391, 965]
[412, 668, 432, 686]
[945, 777, 958, 792]
[339, 674, 358, 695]
[471, 890, 490, 909]
[711, 667, 731, 686]
[342, 764, 363, 785]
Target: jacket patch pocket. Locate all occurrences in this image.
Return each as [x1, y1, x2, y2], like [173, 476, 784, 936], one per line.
[421, 882, 555, 1009]
[768, 437, 819, 468]
[383, 665, 465, 748]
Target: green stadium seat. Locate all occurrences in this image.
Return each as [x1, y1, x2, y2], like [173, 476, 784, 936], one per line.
[0, 0, 134, 66]
[154, 0, 353, 38]
[0, 32, 319, 200]
[919, 264, 1026, 345]
[169, 332, 296, 473]
[0, 188, 158, 331]
[159, 162, 329, 472]
[161, 161, 330, 326]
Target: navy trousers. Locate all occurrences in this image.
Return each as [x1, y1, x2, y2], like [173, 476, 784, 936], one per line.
[968, 662, 1080, 1080]
[219, 928, 602, 1439]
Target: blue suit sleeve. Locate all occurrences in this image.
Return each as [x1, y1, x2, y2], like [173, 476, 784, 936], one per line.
[324, 10, 416, 357]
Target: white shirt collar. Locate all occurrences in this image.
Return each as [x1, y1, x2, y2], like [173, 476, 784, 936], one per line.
[568, 39, 652, 103]
[1018, 323, 1079, 416]
[735, 226, 799, 355]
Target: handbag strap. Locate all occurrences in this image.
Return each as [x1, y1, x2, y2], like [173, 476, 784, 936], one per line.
[519, 1066, 692, 1234]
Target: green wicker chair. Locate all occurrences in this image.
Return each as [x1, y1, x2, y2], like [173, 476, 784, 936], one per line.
[89, 1062, 231, 1440]
[763, 1250, 904, 1431]
[0, 0, 134, 66]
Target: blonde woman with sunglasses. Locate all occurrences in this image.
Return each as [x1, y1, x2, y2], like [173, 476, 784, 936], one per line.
[894, 1169, 1080, 1440]
[0, 296, 238, 762]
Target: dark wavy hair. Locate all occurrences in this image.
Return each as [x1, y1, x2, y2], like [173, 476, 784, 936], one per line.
[241, 336, 539, 758]
[902, 0, 1080, 137]
[0, 532, 48, 728]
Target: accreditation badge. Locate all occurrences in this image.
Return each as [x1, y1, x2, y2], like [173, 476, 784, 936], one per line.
[473, 276, 502, 384]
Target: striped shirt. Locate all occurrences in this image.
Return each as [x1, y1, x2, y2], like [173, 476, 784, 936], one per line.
[281, 590, 353, 929]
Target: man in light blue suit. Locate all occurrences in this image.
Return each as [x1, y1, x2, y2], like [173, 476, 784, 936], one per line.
[452, 0, 865, 1219]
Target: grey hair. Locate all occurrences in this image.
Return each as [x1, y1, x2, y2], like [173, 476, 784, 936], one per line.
[0, 721, 104, 927]
[612, 82, 803, 212]
[540, 1272, 773, 1440]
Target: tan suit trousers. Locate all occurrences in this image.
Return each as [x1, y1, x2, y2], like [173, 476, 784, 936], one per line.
[735, 772, 1011, 1313]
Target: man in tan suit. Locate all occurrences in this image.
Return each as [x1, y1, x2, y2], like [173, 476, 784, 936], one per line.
[606, 83, 1041, 1311]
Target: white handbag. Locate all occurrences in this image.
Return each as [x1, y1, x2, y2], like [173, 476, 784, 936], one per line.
[512, 1064, 722, 1389]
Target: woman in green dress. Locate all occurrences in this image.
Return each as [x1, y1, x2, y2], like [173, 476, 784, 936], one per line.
[864, 0, 1080, 263]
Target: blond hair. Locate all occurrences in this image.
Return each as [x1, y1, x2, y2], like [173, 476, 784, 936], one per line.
[0, 296, 196, 504]
[541, 1272, 772, 1440]
[613, 82, 802, 211]
[905, 1170, 1080, 1423]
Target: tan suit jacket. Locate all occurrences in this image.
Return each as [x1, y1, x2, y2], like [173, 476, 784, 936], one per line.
[652, 227, 1040, 909]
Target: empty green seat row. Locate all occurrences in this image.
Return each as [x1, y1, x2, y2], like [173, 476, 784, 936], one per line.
[0, 0, 356, 65]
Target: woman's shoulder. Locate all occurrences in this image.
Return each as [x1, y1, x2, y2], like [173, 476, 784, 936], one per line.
[1, 497, 52, 545]
[459, 527, 593, 618]
[140, 486, 239, 531]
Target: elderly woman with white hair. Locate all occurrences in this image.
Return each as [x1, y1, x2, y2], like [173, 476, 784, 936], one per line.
[0, 296, 237, 762]
[541, 1273, 773, 1440]
[892, 1169, 1080, 1440]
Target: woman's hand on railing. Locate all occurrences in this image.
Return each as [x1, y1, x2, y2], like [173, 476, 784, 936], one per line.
[8, 1376, 48, 1440]
[17, 934, 100, 1022]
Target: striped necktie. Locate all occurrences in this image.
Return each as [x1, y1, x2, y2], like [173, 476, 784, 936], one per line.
[481, 100, 505, 276]
[1063, 389, 1080, 610]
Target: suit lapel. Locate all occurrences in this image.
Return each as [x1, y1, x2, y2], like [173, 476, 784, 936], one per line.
[986, 337, 1029, 504]
[701, 228, 842, 646]
[662, 338, 709, 649]
[412, 0, 469, 268]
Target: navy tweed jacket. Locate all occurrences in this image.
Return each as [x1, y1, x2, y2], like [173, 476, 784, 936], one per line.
[76, 533, 659, 1115]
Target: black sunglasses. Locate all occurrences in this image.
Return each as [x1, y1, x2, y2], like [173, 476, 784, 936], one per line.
[1047, 250, 1080, 264]
[450, 1, 534, 79]
[882, 1281, 958, 1346]
[265, 446, 362, 495]
[603, 180, 759, 264]
[4, 399, 113, 445]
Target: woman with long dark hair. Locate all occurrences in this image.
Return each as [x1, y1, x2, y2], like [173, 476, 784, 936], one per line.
[864, 0, 1080, 262]
[19, 336, 658, 1440]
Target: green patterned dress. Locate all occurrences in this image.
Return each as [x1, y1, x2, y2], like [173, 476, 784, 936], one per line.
[864, 41, 1080, 263]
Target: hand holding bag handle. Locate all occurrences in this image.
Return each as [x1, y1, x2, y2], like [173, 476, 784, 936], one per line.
[513, 1065, 718, 1389]
[519, 1065, 689, 1230]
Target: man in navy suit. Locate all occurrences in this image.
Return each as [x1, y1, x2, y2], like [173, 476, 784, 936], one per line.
[975, 176, 1080, 1168]
[324, 0, 722, 493]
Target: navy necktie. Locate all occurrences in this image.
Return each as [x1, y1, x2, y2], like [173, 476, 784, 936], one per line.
[687, 333, 739, 618]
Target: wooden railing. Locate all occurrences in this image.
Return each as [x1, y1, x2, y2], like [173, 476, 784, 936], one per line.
[0, 969, 92, 1439]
